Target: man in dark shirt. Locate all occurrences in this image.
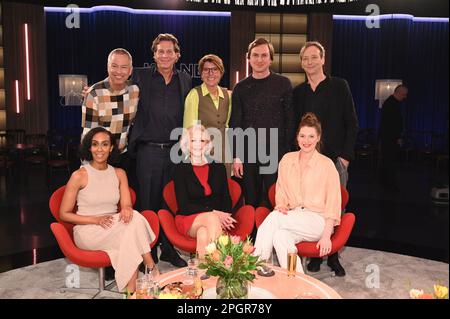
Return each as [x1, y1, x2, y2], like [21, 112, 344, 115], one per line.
[378, 84, 408, 190]
[292, 41, 359, 277]
[230, 38, 294, 211]
[128, 34, 191, 267]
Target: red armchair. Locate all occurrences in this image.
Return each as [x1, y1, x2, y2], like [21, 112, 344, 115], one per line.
[49, 185, 159, 297]
[158, 178, 255, 253]
[255, 183, 355, 278]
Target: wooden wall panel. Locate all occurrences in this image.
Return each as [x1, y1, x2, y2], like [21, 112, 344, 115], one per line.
[230, 11, 255, 88]
[2, 1, 48, 134]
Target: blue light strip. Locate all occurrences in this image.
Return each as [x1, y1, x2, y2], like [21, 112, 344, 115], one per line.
[333, 14, 448, 23]
[44, 5, 231, 17]
[413, 17, 449, 23]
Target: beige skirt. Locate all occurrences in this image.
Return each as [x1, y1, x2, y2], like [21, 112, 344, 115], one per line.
[74, 210, 155, 292]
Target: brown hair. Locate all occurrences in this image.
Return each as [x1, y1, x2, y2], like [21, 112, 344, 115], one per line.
[299, 41, 326, 61]
[296, 112, 323, 152]
[151, 33, 181, 54]
[198, 54, 225, 75]
[247, 38, 275, 61]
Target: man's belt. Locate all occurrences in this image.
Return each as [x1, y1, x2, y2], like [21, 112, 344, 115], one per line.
[140, 141, 175, 149]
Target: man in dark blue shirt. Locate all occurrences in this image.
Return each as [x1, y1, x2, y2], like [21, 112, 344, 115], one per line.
[128, 34, 191, 268]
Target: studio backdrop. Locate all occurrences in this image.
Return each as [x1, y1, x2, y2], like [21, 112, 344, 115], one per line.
[332, 15, 449, 151]
[45, 8, 230, 134]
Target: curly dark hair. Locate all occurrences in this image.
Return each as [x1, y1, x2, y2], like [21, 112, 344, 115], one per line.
[79, 127, 120, 165]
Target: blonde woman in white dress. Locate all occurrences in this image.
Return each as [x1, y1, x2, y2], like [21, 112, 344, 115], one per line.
[59, 127, 157, 293]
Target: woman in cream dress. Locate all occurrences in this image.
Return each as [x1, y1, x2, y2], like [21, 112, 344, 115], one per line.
[59, 127, 157, 293]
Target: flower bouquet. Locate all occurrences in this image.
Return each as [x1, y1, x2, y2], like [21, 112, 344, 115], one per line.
[409, 284, 449, 299]
[198, 234, 262, 299]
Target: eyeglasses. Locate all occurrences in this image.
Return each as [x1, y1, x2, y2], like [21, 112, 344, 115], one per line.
[202, 67, 220, 74]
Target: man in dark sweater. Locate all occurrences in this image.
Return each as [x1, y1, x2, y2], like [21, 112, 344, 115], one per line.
[378, 84, 408, 190]
[292, 41, 359, 277]
[229, 38, 294, 211]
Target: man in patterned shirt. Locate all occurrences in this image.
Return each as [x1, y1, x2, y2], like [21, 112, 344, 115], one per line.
[81, 48, 139, 172]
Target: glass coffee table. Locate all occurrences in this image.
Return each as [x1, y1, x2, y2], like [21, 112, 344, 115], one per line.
[157, 265, 342, 299]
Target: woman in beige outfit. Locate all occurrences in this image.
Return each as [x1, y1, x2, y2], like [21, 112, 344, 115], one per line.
[59, 127, 157, 293]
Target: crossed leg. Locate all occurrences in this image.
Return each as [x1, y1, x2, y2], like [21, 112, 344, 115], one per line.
[188, 212, 222, 259]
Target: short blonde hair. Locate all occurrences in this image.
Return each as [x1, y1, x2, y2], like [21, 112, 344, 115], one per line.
[299, 41, 326, 61]
[198, 54, 225, 75]
[180, 124, 212, 156]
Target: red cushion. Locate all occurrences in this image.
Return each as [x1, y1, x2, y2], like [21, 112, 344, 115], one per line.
[50, 223, 110, 268]
[158, 209, 197, 253]
[141, 210, 160, 249]
[228, 205, 255, 240]
[255, 206, 271, 229]
[296, 213, 356, 257]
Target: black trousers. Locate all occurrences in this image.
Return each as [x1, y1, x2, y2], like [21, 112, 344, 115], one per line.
[380, 141, 400, 187]
[117, 151, 140, 206]
[136, 144, 177, 256]
[242, 162, 278, 208]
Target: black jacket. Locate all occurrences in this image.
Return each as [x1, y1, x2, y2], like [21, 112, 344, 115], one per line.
[292, 76, 359, 162]
[128, 66, 192, 156]
[173, 162, 232, 216]
[379, 95, 403, 143]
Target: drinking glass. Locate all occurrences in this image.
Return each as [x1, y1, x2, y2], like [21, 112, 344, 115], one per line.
[264, 251, 274, 270]
[146, 265, 160, 283]
[187, 253, 199, 276]
[287, 248, 298, 277]
[182, 270, 195, 297]
[135, 278, 149, 299]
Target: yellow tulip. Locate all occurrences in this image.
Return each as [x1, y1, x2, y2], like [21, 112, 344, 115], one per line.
[218, 235, 229, 246]
[434, 285, 449, 299]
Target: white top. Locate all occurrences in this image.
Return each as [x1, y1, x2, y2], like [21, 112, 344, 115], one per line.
[76, 163, 120, 216]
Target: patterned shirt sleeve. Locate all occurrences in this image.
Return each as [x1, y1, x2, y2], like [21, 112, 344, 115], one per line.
[81, 89, 99, 139]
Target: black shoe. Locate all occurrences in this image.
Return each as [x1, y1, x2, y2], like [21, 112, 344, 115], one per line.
[105, 266, 115, 281]
[160, 250, 187, 268]
[307, 257, 323, 272]
[327, 253, 346, 277]
[151, 248, 159, 264]
[138, 262, 145, 274]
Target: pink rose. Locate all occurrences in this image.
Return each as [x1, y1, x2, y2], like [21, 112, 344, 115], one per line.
[224, 255, 233, 268]
[243, 243, 255, 254]
[230, 235, 241, 245]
